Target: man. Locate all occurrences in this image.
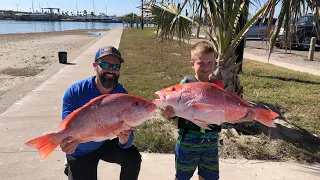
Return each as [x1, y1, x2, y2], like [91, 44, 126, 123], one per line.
[61, 46, 141, 180]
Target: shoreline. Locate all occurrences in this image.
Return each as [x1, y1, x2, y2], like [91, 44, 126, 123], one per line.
[0, 28, 110, 37]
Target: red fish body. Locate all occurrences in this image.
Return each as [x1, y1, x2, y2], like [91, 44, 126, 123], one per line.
[153, 82, 278, 128]
[25, 94, 156, 161]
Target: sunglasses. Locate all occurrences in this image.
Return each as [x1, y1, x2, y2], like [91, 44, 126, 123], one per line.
[97, 61, 121, 71]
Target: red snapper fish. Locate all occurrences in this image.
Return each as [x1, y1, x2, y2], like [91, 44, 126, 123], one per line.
[153, 82, 278, 128]
[25, 94, 156, 161]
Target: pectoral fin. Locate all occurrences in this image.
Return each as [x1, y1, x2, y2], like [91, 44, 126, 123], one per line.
[239, 109, 255, 122]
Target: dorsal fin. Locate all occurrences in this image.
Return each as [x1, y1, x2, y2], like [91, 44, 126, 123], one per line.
[57, 94, 109, 130]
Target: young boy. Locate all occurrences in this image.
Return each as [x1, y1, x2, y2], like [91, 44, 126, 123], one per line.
[162, 41, 223, 180]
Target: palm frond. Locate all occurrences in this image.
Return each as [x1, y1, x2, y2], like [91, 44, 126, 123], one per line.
[146, 2, 192, 43]
[146, 0, 320, 64]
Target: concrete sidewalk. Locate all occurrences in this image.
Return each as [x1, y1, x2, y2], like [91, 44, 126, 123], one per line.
[244, 53, 320, 76]
[186, 38, 320, 76]
[0, 28, 319, 180]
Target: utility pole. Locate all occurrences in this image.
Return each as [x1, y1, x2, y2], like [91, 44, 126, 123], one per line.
[105, 5, 107, 16]
[32, 0, 34, 13]
[141, 0, 144, 29]
[39, 2, 43, 13]
[76, 3, 78, 16]
[92, 0, 96, 15]
[16, 4, 18, 12]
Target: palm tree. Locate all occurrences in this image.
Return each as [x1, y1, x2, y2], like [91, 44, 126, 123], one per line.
[145, 0, 319, 96]
[123, 13, 140, 27]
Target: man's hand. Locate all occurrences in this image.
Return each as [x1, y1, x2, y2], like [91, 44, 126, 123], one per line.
[117, 129, 131, 145]
[60, 136, 81, 154]
[161, 106, 175, 118]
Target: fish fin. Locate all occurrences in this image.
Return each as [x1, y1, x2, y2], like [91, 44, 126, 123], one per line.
[192, 119, 211, 130]
[239, 109, 255, 122]
[58, 94, 109, 130]
[251, 107, 279, 127]
[24, 133, 59, 161]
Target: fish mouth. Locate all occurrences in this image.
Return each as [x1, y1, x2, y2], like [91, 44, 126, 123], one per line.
[152, 91, 167, 108]
[154, 91, 164, 101]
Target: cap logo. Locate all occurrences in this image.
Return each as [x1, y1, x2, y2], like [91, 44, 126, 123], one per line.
[100, 48, 111, 55]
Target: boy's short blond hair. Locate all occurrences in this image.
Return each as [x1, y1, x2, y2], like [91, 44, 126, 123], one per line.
[191, 41, 218, 61]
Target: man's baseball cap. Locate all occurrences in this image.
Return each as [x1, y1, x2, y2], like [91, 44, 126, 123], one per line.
[94, 46, 124, 63]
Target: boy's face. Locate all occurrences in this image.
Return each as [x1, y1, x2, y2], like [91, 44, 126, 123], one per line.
[190, 52, 216, 82]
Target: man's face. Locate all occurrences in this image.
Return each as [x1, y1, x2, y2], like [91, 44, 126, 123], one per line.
[93, 55, 121, 89]
[190, 52, 215, 82]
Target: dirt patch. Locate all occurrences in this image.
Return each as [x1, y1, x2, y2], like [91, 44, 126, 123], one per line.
[0, 66, 44, 77]
[218, 119, 320, 164]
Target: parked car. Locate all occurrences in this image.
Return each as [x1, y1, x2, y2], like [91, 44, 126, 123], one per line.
[246, 18, 277, 39]
[275, 14, 320, 50]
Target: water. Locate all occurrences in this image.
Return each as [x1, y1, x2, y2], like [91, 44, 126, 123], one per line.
[0, 20, 124, 34]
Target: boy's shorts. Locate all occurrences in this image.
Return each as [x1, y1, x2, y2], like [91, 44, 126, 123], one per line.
[175, 130, 219, 180]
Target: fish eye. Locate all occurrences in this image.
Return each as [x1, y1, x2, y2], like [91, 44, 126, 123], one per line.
[171, 87, 176, 91]
[133, 101, 139, 106]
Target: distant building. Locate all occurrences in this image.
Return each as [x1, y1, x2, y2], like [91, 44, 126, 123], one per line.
[14, 13, 53, 21]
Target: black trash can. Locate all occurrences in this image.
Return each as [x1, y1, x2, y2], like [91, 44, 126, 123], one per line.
[58, 51, 67, 64]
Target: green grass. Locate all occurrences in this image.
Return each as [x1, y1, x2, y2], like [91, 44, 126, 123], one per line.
[240, 60, 320, 135]
[119, 28, 194, 101]
[119, 28, 320, 162]
[134, 117, 176, 153]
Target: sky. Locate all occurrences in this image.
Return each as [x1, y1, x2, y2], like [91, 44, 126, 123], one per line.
[0, 0, 281, 18]
[0, 0, 142, 16]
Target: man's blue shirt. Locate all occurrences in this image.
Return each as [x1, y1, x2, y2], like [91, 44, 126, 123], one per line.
[62, 76, 134, 157]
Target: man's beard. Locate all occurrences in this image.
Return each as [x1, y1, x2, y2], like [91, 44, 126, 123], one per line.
[97, 72, 119, 89]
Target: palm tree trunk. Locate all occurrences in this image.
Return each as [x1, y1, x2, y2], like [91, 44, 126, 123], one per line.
[215, 49, 243, 97]
[235, 0, 249, 75]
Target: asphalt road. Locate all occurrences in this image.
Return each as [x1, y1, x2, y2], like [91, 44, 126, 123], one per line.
[245, 39, 320, 61]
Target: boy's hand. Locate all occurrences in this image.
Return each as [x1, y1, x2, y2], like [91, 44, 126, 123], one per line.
[161, 106, 175, 118]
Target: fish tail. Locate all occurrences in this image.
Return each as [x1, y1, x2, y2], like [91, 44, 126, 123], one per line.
[252, 107, 279, 127]
[24, 133, 59, 161]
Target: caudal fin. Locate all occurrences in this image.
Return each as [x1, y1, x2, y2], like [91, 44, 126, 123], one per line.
[24, 133, 59, 161]
[252, 107, 279, 127]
